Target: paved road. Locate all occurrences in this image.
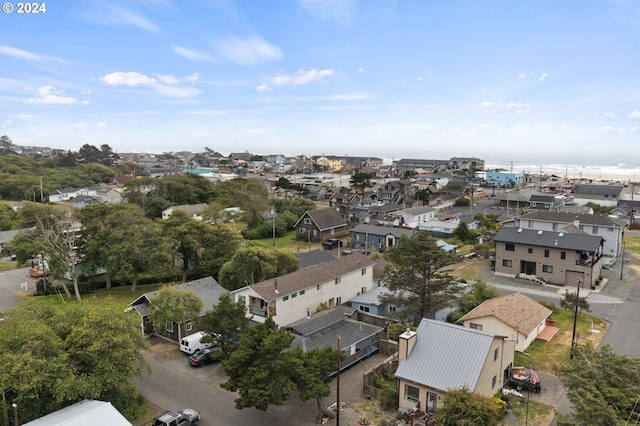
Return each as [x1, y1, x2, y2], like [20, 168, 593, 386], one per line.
[0, 266, 36, 310]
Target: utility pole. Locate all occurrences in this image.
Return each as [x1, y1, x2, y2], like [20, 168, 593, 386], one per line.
[336, 336, 341, 426]
[570, 278, 583, 359]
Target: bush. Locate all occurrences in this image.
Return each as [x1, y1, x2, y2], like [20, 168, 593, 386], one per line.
[373, 377, 386, 389]
[538, 300, 557, 313]
[491, 396, 507, 417]
[379, 386, 398, 411]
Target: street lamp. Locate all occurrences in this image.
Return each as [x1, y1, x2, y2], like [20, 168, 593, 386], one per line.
[570, 278, 583, 359]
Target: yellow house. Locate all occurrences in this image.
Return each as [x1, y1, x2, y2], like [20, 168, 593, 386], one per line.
[315, 155, 345, 172]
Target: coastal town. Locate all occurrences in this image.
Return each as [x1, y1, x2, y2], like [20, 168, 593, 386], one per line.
[0, 141, 639, 426]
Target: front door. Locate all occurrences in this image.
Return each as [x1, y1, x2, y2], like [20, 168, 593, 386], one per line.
[520, 260, 536, 275]
[427, 392, 437, 413]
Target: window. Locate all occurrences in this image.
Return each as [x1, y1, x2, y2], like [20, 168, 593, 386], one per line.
[335, 277, 341, 285]
[361, 268, 367, 275]
[361, 286, 367, 295]
[528, 248, 533, 254]
[593, 226, 599, 234]
[470, 323, 483, 330]
[494, 347, 499, 361]
[238, 295, 246, 304]
[502, 259, 512, 267]
[359, 305, 370, 313]
[317, 284, 322, 290]
[505, 243, 515, 251]
[300, 289, 305, 295]
[304, 218, 311, 224]
[336, 297, 341, 305]
[405, 384, 420, 402]
[165, 321, 173, 333]
[291, 292, 297, 298]
[298, 228, 305, 234]
[492, 375, 497, 389]
[186, 322, 193, 332]
[552, 222, 558, 230]
[542, 265, 553, 273]
[388, 305, 396, 312]
[544, 249, 550, 258]
[283, 295, 289, 301]
[560, 251, 566, 260]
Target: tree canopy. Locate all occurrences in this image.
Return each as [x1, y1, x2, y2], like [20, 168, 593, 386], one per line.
[436, 387, 501, 426]
[149, 286, 204, 334]
[221, 317, 336, 411]
[197, 293, 250, 360]
[0, 302, 149, 423]
[380, 231, 462, 325]
[218, 245, 299, 290]
[558, 344, 640, 425]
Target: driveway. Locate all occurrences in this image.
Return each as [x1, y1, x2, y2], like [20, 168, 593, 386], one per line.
[0, 266, 37, 310]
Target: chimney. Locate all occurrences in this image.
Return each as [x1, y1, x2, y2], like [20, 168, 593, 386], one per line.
[274, 279, 279, 294]
[573, 220, 580, 228]
[398, 327, 417, 362]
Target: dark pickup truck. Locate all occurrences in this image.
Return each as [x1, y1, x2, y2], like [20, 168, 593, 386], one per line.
[507, 367, 541, 392]
[322, 238, 343, 250]
[152, 408, 200, 426]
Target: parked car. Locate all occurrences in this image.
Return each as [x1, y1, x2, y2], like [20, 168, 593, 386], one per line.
[188, 347, 222, 367]
[152, 408, 200, 426]
[322, 238, 343, 250]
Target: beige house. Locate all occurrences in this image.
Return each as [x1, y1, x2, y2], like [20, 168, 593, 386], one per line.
[394, 319, 515, 414]
[494, 227, 604, 287]
[458, 293, 556, 352]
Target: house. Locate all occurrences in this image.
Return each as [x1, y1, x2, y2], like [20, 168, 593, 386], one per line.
[418, 220, 458, 239]
[394, 205, 437, 228]
[72, 195, 102, 208]
[458, 293, 556, 352]
[485, 170, 524, 188]
[161, 203, 209, 220]
[494, 227, 604, 287]
[48, 187, 92, 203]
[448, 214, 480, 230]
[349, 285, 393, 316]
[231, 254, 377, 327]
[287, 306, 383, 371]
[393, 159, 449, 177]
[448, 157, 485, 171]
[528, 193, 563, 211]
[394, 319, 515, 413]
[512, 211, 625, 258]
[428, 193, 457, 210]
[350, 223, 415, 251]
[128, 276, 228, 342]
[377, 180, 410, 204]
[297, 249, 336, 269]
[329, 191, 362, 213]
[23, 399, 132, 426]
[294, 209, 349, 242]
[572, 183, 624, 207]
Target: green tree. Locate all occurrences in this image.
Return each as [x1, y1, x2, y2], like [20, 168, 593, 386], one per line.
[560, 289, 590, 314]
[221, 317, 337, 411]
[437, 387, 501, 426]
[162, 210, 214, 282]
[197, 293, 250, 360]
[350, 172, 374, 197]
[0, 135, 15, 154]
[218, 245, 299, 290]
[585, 202, 615, 216]
[148, 286, 204, 336]
[380, 231, 461, 325]
[0, 302, 149, 423]
[558, 344, 640, 425]
[453, 221, 471, 242]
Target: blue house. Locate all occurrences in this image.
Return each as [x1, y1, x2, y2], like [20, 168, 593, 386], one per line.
[350, 224, 415, 251]
[485, 170, 524, 188]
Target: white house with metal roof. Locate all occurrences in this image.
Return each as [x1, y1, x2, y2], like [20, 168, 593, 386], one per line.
[23, 399, 131, 426]
[394, 319, 515, 413]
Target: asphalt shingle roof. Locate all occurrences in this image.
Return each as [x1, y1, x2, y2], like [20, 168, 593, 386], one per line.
[517, 211, 624, 227]
[304, 208, 348, 231]
[394, 319, 496, 392]
[494, 227, 603, 252]
[574, 184, 624, 196]
[458, 293, 552, 336]
[245, 253, 376, 302]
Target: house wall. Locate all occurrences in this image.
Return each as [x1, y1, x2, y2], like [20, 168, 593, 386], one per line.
[397, 378, 445, 412]
[572, 195, 619, 207]
[495, 241, 600, 286]
[474, 338, 515, 398]
[460, 317, 542, 353]
[234, 266, 375, 327]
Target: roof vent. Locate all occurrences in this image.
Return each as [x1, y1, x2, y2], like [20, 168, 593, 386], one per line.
[517, 228, 523, 233]
[558, 232, 564, 237]
[554, 240, 558, 246]
[537, 230, 543, 235]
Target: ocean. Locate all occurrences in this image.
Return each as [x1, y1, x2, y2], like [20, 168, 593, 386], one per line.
[484, 162, 640, 181]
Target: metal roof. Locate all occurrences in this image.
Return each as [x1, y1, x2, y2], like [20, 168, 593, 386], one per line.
[394, 319, 496, 392]
[517, 210, 624, 227]
[23, 400, 132, 426]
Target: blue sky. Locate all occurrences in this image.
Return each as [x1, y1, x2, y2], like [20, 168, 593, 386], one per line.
[2, 0, 640, 164]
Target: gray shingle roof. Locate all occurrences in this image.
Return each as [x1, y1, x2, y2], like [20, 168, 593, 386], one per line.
[517, 211, 624, 227]
[298, 208, 348, 231]
[286, 305, 356, 336]
[494, 227, 603, 251]
[351, 224, 415, 238]
[574, 184, 624, 196]
[394, 319, 496, 392]
[297, 249, 336, 269]
[243, 253, 376, 302]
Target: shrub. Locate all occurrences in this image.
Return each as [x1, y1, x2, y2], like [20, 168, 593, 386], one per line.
[373, 377, 386, 389]
[538, 300, 557, 313]
[491, 396, 507, 417]
[379, 386, 398, 411]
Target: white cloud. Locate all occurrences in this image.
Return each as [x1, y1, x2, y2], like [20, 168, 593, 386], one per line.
[246, 128, 277, 135]
[172, 45, 215, 62]
[157, 75, 180, 85]
[96, 122, 107, 128]
[506, 102, 531, 114]
[74, 122, 88, 128]
[102, 71, 156, 86]
[184, 73, 201, 82]
[216, 35, 282, 66]
[26, 85, 79, 105]
[257, 69, 333, 92]
[518, 73, 527, 79]
[358, 67, 364, 72]
[599, 126, 625, 133]
[0, 45, 43, 61]
[603, 112, 619, 120]
[107, 4, 159, 33]
[476, 101, 500, 115]
[628, 110, 640, 120]
[476, 101, 530, 115]
[154, 85, 201, 98]
[539, 72, 549, 81]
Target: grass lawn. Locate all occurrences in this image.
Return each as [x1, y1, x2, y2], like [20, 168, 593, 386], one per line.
[0, 261, 19, 271]
[22, 282, 162, 310]
[252, 229, 325, 253]
[624, 235, 640, 253]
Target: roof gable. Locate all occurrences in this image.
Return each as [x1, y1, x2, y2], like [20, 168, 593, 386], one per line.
[297, 208, 348, 231]
[394, 319, 495, 392]
[458, 293, 552, 335]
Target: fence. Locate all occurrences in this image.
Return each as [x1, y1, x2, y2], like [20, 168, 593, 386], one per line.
[362, 351, 399, 397]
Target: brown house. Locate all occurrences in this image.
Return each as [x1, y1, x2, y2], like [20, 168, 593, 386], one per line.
[494, 227, 604, 287]
[294, 208, 349, 242]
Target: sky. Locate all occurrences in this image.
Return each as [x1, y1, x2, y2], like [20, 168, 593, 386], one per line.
[2, 0, 640, 165]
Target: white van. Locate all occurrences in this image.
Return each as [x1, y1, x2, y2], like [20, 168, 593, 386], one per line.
[180, 331, 214, 355]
